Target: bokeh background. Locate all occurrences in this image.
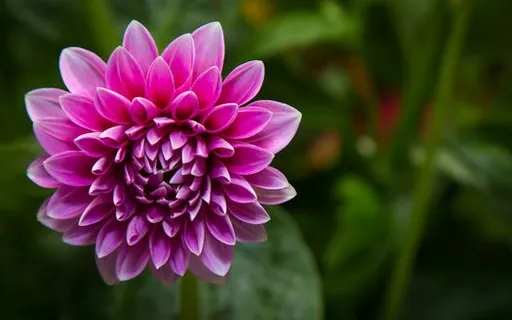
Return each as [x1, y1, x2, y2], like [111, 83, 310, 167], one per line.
[1, 0, 512, 319]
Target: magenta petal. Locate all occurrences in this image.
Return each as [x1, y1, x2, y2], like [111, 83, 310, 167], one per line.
[130, 97, 161, 124]
[200, 232, 233, 276]
[192, 22, 225, 78]
[162, 34, 195, 89]
[63, 223, 100, 246]
[25, 88, 67, 122]
[95, 250, 120, 285]
[184, 217, 205, 255]
[245, 100, 302, 153]
[34, 124, 76, 155]
[202, 103, 238, 133]
[60, 94, 110, 131]
[206, 212, 235, 245]
[59, 47, 106, 97]
[169, 238, 190, 276]
[106, 47, 145, 100]
[208, 136, 234, 158]
[74, 132, 112, 157]
[123, 20, 158, 75]
[211, 187, 227, 214]
[245, 167, 289, 190]
[146, 57, 175, 108]
[191, 66, 222, 109]
[228, 201, 270, 224]
[150, 226, 171, 269]
[253, 184, 297, 205]
[27, 156, 62, 188]
[224, 106, 272, 139]
[116, 242, 150, 281]
[126, 215, 150, 246]
[46, 186, 91, 219]
[96, 218, 126, 258]
[95, 87, 132, 124]
[210, 158, 231, 184]
[162, 219, 180, 238]
[189, 255, 228, 285]
[226, 143, 274, 175]
[99, 125, 127, 148]
[151, 263, 179, 286]
[44, 151, 96, 186]
[171, 91, 199, 121]
[231, 216, 268, 243]
[79, 195, 115, 226]
[222, 175, 257, 203]
[38, 201, 75, 232]
[35, 117, 87, 143]
[218, 61, 264, 106]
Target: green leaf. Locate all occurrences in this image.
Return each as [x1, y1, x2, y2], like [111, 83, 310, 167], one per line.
[107, 206, 323, 320]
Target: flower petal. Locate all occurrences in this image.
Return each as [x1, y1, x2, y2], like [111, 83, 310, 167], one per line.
[231, 216, 267, 243]
[245, 100, 301, 153]
[151, 263, 179, 286]
[25, 88, 67, 122]
[59, 47, 106, 97]
[63, 223, 100, 246]
[217, 61, 264, 106]
[34, 125, 76, 155]
[202, 103, 238, 133]
[150, 225, 171, 269]
[171, 91, 199, 121]
[191, 66, 222, 109]
[130, 97, 161, 124]
[184, 217, 205, 255]
[222, 175, 257, 203]
[225, 143, 274, 175]
[200, 232, 233, 276]
[224, 106, 272, 139]
[95, 249, 120, 285]
[162, 34, 195, 89]
[44, 151, 96, 186]
[116, 242, 150, 281]
[46, 186, 91, 219]
[106, 47, 145, 100]
[169, 237, 190, 276]
[96, 218, 126, 258]
[27, 156, 62, 188]
[205, 212, 235, 245]
[122, 20, 158, 75]
[146, 56, 175, 108]
[35, 117, 87, 142]
[192, 22, 224, 78]
[189, 255, 228, 284]
[95, 87, 132, 124]
[60, 93, 110, 131]
[37, 199, 77, 232]
[126, 214, 150, 246]
[74, 132, 113, 157]
[244, 167, 289, 190]
[79, 195, 115, 226]
[253, 184, 297, 205]
[228, 201, 270, 224]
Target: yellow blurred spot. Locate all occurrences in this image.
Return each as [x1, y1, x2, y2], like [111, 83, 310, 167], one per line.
[242, 0, 274, 28]
[307, 130, 343, 171]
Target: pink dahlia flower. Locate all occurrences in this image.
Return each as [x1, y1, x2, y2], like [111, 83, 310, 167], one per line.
[25, 21, 300, 285]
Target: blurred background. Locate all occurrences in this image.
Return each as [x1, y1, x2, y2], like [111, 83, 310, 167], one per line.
[2, 0, 512, 319]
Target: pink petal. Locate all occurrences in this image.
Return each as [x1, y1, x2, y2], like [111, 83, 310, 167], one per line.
[228, 201, 270, 224]
[106, 47, 145, 100]
[231, 216, 267, 243]
[27, 156, 62, 188]
[205, 212, 235, 245]
[245, 100, 301, 153]
[44, 151, 96, 186]
[116, 242, 150, 281]
[217, 61, 264, 106]
[130, 97, 161, 124]
[35, 117, 88, 143]
[60, 94, 110, 131]
[244, 167, 289, 190]
[37, 199, 77, 232]
[63, 223, 100, 246]
[94, 87, 132, 124]
[200, 232, 233, 276]
[169, 238, 190, 276]
[202, 103, 238, 133]
[191, 66, 222, 109]
[122, 20, 158, 75]
[192, 22, 224, 78]
[162, 34, 195, 89]
[99, 125, 127, 148]
[211, 187, 227, 214]
[74, 132, 113, 157]
[25, 88, 67, 122]
[222, 175, 257, 203]
[162, 219, 180, 238]
[224, 106, 272, 139]
[34, 125, 76, 155]
[79, 195, 115, 226]
[225, 143, 274, 175]
[208, 136, 234, 158]
[210, 158, 231, 184]
[89, 174, 117, 195]
[146, 56, 175, 108]
[183, 217, 205, 255]
[151, 263, 179, 286]
[170, 91, 199, 121]
[59, 47, 106, 97]
[188, 255, 228, 285]
[95, 249, 120, 285]
[150, 225, 171, 269]
[253, 184, 297, 205]
[96, 218, 126, 258]
[46, 186, 91, 219]
[126, 214, 150, 246]
[170, 130, 188, 150]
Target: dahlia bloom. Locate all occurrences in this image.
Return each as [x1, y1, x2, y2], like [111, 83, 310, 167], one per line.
[25, 21, 300, 285]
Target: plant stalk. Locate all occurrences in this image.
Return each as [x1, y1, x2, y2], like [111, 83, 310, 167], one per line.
[180, 273, 199, 320]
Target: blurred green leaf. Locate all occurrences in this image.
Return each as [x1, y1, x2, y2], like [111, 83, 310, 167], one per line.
[107, 206, 322, 320]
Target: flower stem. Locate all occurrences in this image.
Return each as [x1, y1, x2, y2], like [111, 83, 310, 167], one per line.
[180, 273, 199, 320]
[382, 2, 472, 320]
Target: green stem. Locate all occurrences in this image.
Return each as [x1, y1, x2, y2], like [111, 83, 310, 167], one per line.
[180, 273, 199, 320]
[82, 0, 118, 58]
[382, 2, 472, 320]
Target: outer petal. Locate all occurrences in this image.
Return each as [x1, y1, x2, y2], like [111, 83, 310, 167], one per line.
[217, 61, 264, 106]
[244, 167, 289, 190]
[74, 132, 113, 157]
[146, 57, 175, 108]
[95, 87, 132, 124]
[191, 66, 222, 109]
[231, 216, 268, 243]
[106, 47, 145, 100]
[206, 212, 236, 245]
[122, 20, 158, 75]
[60, 94, 110, 131]
[184, 217, 205, 255]
[225, 143, 274, 175]
[189, 255, 228, 285]
[27, 156, 62, 188]
[150, 225, 171, 269]
[63, 223, 100, 246]
[37, 199, 76, 232]
[202, 103, 238, 133]
[223, 106, 272, 139]
[228, 201, 270, 224]
[25, 88, 67, 122]
[79, 195, 115, 226]
[245, 100, 302, 154]
[34, 117, 87, 144]
[46, 186, 91, 219]
[59, 47, 106, 97]
[253, 185, 297, 205]
[151, 263, 179, 286]
[96, 250, 120, 285]
[169, 238, 189, 276]
[222, 175, 257, 203]
[192, 22, 225, 78]
[44, 151, 96, 186]
[34, 125, 76, 155]
[162, 34, 195, 89]
[200, 232, 233, 276]
[116, 242, 150, 281]
[96, 218, 126, 258]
